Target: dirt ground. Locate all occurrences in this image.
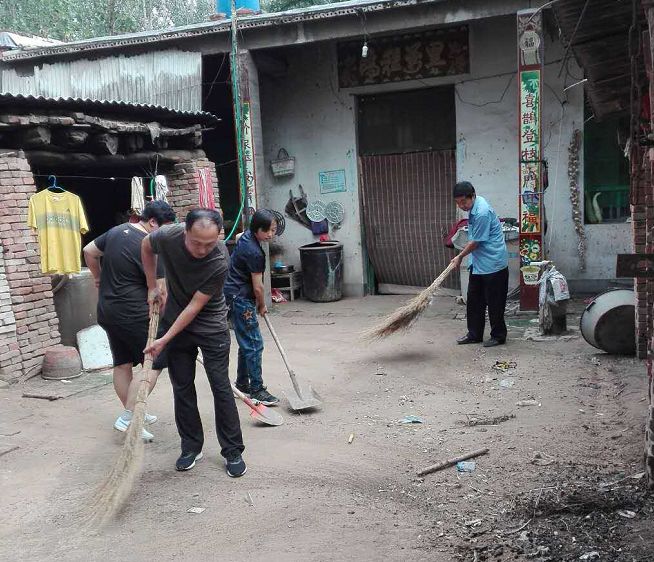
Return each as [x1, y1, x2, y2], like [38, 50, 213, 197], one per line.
[1, 295, 653, 562]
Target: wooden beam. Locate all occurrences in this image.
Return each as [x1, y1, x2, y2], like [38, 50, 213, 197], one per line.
[16, 126, 51, 149]
[52, 128, 89, 149]
[25, 149, 207, 170]
[89, 132, 119, 155]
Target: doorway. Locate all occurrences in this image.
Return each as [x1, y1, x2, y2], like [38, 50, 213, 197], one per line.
[357, 86, 458, 291]
[202, 54, 241, 237]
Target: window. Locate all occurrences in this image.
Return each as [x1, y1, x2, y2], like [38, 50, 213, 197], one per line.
[583, 111, 630, 224]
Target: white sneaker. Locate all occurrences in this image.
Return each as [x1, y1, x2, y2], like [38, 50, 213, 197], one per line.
[113, 415, 154, 442]
[145, 413, 157, 425]
[114, 415, 130, 432]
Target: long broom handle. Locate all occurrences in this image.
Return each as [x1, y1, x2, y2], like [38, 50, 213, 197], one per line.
[137, 302, 160, 393]
[263, 314, 303, 398]
[428, 261, 457, 294]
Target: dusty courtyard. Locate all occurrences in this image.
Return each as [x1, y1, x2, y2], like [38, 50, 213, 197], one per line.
[1, 295, 653, 561]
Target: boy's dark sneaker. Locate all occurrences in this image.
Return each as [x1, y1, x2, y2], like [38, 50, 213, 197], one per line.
[225, 454, 247, 478]
[250, 387, 280, 406]
[176, 451, 203, 471]
[235, 382, 251, 396]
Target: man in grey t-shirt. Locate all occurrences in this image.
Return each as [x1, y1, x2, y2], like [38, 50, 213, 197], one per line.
[142, 209, 246, 477]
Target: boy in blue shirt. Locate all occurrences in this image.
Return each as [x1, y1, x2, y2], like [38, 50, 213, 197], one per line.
[224, 210, 279, 405]
[450, 181, 509, 347]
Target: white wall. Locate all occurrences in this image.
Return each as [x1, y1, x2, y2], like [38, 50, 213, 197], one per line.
[258, 15, 630, 295]
[259, 43, 364, 296]
[455, 16, 630, 283]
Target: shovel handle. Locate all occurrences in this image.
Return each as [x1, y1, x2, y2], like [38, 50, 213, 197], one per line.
[231, 383, 261, 412]
[263, 314, 303, 398]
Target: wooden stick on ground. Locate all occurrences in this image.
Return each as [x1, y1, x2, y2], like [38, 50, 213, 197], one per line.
[86, 304, 160, 528]
[417, 447, 490, 477]
[362, 262, 456, 340]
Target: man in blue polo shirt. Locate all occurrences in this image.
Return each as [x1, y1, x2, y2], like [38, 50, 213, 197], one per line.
[224, 209, 279, 405]
[450, 181, 509, 347]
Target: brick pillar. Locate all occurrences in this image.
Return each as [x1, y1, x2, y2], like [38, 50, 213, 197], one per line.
[166, 157, 221, 220]
[0, 151, 60, 381]
[0, 244, 20, 382]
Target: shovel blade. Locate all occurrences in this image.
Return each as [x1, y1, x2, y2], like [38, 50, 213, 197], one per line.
[284, 385, 322, 412]
[248, 403, 284, 426]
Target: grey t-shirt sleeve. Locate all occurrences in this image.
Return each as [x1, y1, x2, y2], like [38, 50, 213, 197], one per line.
[148, 230, 162, 254]
[94, 231, 108, 252]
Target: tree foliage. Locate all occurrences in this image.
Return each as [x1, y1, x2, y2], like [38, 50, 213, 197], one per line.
[0, 0, 350, 42]
[0, 0, 216, 42]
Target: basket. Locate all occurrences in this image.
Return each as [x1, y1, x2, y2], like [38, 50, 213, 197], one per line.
[270, 148, 295, 178]
[520, 265, 541, 286]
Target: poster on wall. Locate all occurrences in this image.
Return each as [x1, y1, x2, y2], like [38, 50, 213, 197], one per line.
[242, 102, 257, 212]
[337, 26, 469, 88]
[517, 8, 544, 311]
[519, 69, 542, 235]
[319, 170, 347, 194]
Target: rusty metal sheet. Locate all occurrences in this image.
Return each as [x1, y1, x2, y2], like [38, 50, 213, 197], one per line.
[359, 150, 459, 289]
[552, 0, 638, 119]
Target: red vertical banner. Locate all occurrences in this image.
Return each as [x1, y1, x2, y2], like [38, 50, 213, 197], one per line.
[517, 9, 544, 311]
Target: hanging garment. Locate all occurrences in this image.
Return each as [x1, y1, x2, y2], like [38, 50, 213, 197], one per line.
[154, 175, 169, 202]
[131, 177, 145, 215]
[197, 168, 216, 210]
[27, 190, 89, 275]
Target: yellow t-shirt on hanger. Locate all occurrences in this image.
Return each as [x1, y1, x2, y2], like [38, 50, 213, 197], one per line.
[27, 190, 89, 275]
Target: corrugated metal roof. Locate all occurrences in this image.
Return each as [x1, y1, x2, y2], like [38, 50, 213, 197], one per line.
[2, 49, 203, 112]
[0, 93, 220, 125]
[0, 0, 445, 62]
[552, 0, 638, 118]
[0, 31, 61, 50]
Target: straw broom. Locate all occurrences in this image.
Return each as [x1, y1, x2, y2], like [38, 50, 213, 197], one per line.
[86, 303, 159, 528]
[362, 262, 456, 340]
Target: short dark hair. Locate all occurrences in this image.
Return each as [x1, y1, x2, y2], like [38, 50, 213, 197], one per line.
[249, 209, 276, 234]
[453, 181, 476, 198]
[141, 200, 176, 226]
[185, 208, 223, 231]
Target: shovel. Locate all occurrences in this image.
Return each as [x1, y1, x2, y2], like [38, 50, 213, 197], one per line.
[196, 356, 283, 426]
[232, 384, 284, 427]
[263, 314, 322, 412]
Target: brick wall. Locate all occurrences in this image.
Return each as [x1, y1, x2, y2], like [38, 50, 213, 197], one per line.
[167, 158, 221, 220]
[0, 151, 60, 381]
[632, 148, 652, 358]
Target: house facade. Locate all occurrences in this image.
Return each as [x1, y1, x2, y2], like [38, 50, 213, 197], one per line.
[0, 0, 631, 300]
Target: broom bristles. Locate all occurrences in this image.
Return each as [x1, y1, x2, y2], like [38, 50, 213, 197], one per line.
[362, 263, 456, 340]
[85, 307, 159, 528]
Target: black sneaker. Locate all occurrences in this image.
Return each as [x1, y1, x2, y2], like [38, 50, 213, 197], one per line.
[250, 387, 280, 406]
[235, 382, 251, 396]
[176, 451, 203, 471]
[225, 454, 247, 478]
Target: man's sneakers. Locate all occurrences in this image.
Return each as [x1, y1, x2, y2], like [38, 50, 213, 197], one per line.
[225, 454, 247, 478]
[483, 338, 506, 348]
[250, 387, 279, 406]
[113, 412, 155, 442]
[234, 382, 251, 397]
[176, 451, 203, 471]
[144, 413, 158, 425]
[175, 451, 246, 477]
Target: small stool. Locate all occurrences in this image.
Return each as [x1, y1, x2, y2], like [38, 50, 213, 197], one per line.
[271, 271, 303, 301]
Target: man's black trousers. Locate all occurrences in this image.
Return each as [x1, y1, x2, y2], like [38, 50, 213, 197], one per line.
[166, 328, 244, 459]
[466, 266, 509, 342]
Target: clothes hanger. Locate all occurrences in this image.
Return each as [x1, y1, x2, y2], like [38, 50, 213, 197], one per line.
[47, 175, 65, 192]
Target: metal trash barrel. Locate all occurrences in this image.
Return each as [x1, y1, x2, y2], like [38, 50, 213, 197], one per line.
[580, 288, 635, 355]
[299, 241, 343, 302]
